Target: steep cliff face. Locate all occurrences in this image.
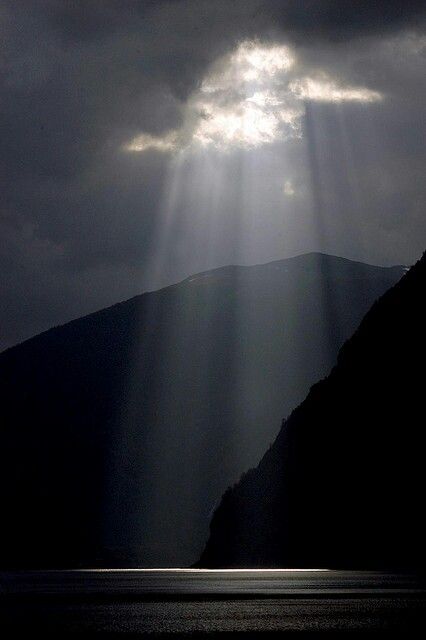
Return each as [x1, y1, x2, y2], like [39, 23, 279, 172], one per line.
[0, 253, 404, 568]
[198, 253, 426, 569]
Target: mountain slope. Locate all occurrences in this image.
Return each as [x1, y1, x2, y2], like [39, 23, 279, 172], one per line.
[197, 252, 426, 569]
[0, 253, 404, 568]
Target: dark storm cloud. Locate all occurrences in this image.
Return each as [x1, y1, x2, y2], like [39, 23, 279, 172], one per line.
[263, 0, 426, 39]
[1, 1, 426, 350]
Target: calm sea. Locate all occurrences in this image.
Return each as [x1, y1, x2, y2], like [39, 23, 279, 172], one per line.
[1, 569, 425, 633]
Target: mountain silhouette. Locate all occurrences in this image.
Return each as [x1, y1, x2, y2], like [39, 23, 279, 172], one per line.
[197, 252, 426, 569]
[0, 253, 404, 568]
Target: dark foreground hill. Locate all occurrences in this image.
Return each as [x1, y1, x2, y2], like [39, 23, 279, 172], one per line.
[197, 252, 426, 569]
[0, 253, 404, 568]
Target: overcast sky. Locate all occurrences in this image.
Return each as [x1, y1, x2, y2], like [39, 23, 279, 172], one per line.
[1, 1, 426, 350]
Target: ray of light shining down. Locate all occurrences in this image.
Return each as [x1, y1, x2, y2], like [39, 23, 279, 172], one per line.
[302, 90, 385, 361]
[115, 39, 385, 566]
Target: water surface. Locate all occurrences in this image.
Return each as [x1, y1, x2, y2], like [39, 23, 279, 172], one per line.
[2, 570, 425, 633]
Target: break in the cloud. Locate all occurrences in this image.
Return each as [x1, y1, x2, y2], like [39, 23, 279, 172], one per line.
[125, 40, 383, 152]
[125, 130, 179, 153]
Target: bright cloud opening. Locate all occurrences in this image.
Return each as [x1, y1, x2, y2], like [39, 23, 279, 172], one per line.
[124, 131, 178, 153]
[124, 40, 383, 153]
[289, 76, 383, 103]
[189, 41, 302, 149]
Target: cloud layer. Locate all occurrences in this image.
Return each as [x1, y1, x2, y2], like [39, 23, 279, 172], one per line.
[1, 1, 426, 350]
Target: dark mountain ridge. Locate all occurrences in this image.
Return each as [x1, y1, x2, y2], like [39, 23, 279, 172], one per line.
[197, 252, 426, 569]
[0, 253, 404, 568]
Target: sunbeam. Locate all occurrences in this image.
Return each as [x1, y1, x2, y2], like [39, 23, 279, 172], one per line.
[111, 37, 392, 564]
